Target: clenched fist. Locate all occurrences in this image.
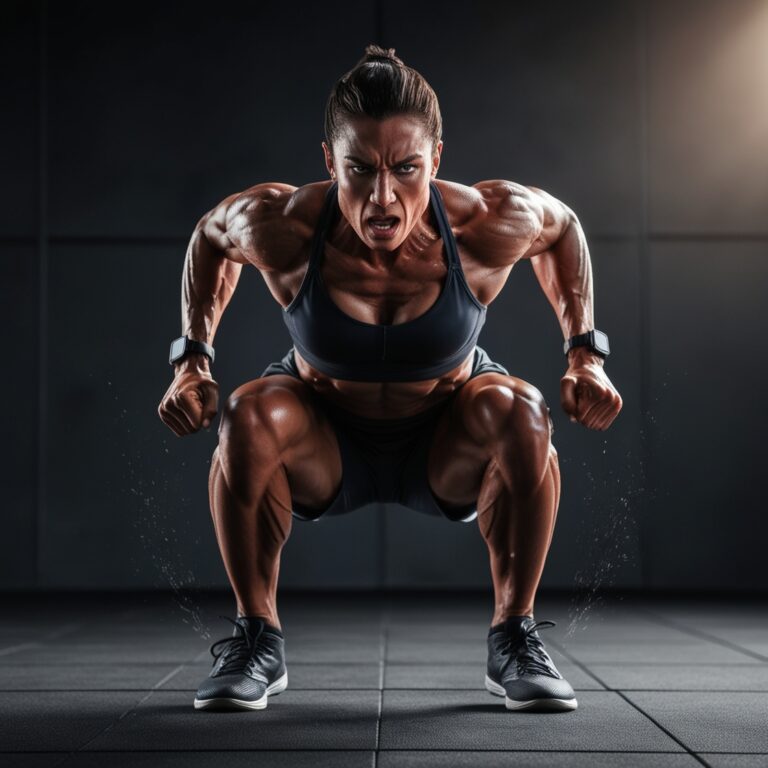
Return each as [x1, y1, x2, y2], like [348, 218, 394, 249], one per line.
[158, 359, 219, 437]
[560, 354, 622, 431]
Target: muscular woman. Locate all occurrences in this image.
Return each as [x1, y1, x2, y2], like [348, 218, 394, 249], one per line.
[158, 45, 622, 713]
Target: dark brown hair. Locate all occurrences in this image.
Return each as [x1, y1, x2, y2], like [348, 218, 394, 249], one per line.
[324, 44, 442, 154]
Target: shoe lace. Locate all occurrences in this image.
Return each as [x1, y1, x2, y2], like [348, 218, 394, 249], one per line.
[209, 616, 264, 676]
[507, 619, 558, 677]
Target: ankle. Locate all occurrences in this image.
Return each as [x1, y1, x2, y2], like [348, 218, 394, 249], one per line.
[236, 611, 282, 633]
[491, 611, 533, 628]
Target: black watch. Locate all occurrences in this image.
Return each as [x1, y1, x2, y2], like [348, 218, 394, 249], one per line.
[563, 329, 610, 358]
[168, 335, 215, 365]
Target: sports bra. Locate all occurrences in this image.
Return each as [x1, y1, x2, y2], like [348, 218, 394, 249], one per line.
[282, 180, 487, 382]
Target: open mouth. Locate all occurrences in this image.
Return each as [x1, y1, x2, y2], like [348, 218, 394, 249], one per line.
[367, 216, 400, 239]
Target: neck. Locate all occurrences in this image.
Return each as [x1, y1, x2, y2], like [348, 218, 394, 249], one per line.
[329, 200, 441, 269]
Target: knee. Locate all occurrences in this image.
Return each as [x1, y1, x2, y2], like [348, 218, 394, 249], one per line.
[470, 381, 552, 447]
[219, 379, 307, 455]
[512, 386, 553, 446]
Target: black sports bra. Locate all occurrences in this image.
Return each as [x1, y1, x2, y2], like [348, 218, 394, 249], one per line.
[281, 181, 487, 382]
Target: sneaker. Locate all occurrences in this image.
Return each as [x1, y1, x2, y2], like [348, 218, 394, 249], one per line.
[485, 616, 578, 711]
[194, 616, 288, 711]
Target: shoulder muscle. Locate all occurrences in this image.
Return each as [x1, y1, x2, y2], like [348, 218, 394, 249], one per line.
[470, 180, 574, 264]
[198, 182, 316, 269]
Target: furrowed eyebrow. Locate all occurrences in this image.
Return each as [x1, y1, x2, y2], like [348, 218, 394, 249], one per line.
[344, 154, 422, 166]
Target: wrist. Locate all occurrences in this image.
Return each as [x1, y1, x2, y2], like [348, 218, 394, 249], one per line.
[169, 335, 215, 368]
[173, 353, 212, 375]
[567, 346, 605, 367]
[563, 329, 610, 363]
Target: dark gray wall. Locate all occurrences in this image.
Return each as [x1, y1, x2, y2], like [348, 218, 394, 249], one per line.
[3, 0, 767, 591]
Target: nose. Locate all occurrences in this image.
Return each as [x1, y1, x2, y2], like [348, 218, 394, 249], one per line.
[370, 172, 396, 209]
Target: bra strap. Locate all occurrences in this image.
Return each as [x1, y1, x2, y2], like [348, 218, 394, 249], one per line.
[307, 181, 339, 271]
[429, 180, 460, 269]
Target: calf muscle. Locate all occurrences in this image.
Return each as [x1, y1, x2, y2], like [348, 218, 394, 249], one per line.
[207, 376, 343, 626]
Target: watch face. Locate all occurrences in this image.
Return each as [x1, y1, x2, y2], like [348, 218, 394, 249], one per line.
[593, 330, 610, 355]
[170, 337, 187, 363]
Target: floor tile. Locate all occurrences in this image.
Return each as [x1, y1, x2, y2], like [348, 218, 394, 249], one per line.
[261, 640, 381, 664]
[0, 757, 64, 768]
[60, 751, 374, 767]
[384, 662, 602, 691]
[640, 612, 768, 660]
[691, 631, 768, 660]
[559, 641, 756, 664]
[700, 756, 768, 768]
[1, 593, 766, 765]
[163, 661, 381, 690]
[587, 663, 768, 691]
[83, 690, 380, 750]
[0, 630, 48, 646]
[385, 639, 487, 664]
[0, 643, 204, 665]
[551, 623, 697, 644]
[642, 602, 768, 625]
[0, 691, 147, 751]
[385, 623, 486, 641]
[377, 752, 699, 767]
[624, 691, 768, 752]
[385, 607, 492, 625]
[378, 691, 683, 751]
[0, 662, 181, 691]
[59, 627, 209, 641]
[385, 637, 575, 666]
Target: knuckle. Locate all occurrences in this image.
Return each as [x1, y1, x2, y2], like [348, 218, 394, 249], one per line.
[176, 390, 195, 405]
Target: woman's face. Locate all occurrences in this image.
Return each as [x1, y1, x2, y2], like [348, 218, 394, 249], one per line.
[322, 115, 442, 252]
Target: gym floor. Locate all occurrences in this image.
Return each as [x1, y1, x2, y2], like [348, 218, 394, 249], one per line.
[1, 591, 766, 767]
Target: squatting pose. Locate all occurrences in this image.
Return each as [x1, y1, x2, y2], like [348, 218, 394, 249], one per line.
[158, 45, 623, 713]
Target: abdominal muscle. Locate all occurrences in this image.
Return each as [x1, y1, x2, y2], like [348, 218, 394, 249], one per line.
[293, 346, 475, 420]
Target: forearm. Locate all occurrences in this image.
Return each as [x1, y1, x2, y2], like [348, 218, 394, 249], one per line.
[177, 227, 243, 372]
[529, 217, 603, 367]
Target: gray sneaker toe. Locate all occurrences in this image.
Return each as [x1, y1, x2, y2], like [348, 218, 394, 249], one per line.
[503, 674, 576, 702]
[196, 674, 267, 702]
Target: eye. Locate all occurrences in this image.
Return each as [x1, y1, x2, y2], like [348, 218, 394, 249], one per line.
[397, 164, 417, 174]
[350, 165, 371, 175]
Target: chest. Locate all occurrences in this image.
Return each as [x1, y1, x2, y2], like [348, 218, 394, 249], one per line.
[319, 240, 453, 326]
[275, 242, 512, 328]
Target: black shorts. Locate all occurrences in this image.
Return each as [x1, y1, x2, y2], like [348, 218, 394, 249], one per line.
[260, 345, 511, 524]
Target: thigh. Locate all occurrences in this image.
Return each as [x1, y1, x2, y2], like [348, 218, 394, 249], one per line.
[426, 372, 552, 507]
[218, 374, 343, 512]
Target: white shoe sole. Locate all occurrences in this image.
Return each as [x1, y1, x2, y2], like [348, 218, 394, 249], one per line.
[485, 674, 578, 712]
[193, 671, 288, 711]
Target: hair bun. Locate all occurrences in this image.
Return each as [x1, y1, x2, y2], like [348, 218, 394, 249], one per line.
[363, 44, 399, 64]
[326, 45, 442, 155]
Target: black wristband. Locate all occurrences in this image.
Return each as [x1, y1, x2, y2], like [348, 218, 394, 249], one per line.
[169, 336, 215, 365]
[563, 330, 610, 358]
